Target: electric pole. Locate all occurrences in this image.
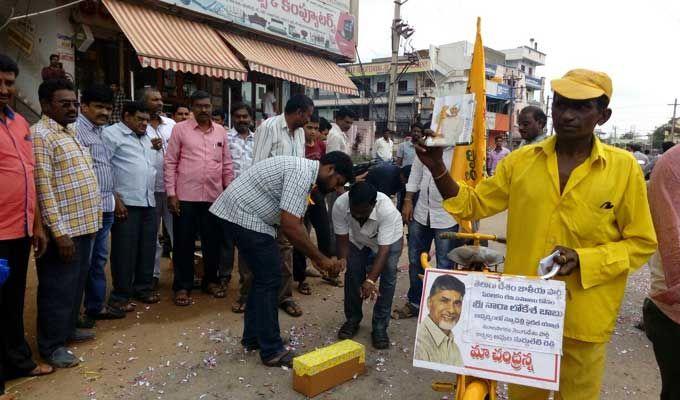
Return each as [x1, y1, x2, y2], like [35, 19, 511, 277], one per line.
[387, 0, 412, 132]
[669, 98, 677, 140]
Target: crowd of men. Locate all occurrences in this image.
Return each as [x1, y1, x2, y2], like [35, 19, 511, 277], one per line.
[1, 50, 679, 400]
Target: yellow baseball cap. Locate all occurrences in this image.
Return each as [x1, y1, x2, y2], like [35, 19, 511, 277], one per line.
[550, 69, 612, 100]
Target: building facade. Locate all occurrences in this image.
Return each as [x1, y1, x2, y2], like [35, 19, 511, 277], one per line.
[313, 39, 547, 146]
[1, 0, 359, 124]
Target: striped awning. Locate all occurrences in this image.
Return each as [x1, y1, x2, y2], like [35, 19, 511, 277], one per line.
[219, 31, 358, 96]
[102, 0, 247, 81]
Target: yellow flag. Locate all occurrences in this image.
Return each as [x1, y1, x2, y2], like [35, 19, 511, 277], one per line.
[451, 17, 486, 232]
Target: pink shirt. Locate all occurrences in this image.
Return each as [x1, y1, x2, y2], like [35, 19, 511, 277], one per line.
[0, 107, 35, 240]
[648, 144, 680, 323]
[164, 119, 234, 202]
[487, 146, 510, 175]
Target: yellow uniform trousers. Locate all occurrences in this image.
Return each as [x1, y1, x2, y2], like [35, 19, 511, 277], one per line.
[508, 338, 607, 400]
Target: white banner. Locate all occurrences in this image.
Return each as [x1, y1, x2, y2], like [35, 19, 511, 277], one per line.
[413, 269, 566, 391]
[159, 0, 356, 59]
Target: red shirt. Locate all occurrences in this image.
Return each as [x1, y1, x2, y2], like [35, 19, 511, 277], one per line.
[0, 107, 35, 240]
[305, 140, 326, 161]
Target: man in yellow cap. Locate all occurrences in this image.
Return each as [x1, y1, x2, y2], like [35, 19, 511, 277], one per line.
[413, 69, 657, 399]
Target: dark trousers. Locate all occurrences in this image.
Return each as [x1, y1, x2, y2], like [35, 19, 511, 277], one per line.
[37, 234, 93, 357]
[644, 298, 680, 400]
[109, 206, 157, 304]
[344, 240, 402, 332]
[0, 238, 36, 389]
[172, 201, 220, 292]
[84, 212, 114, 315]
[293, 190, 331, 283]
[223, 221, 284, 361]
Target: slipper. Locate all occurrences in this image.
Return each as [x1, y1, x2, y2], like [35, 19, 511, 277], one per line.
[297, 282, 312, 296]
[231, 297, 247, 313]
[26, 363, 54, 377]
[135, 293, 160, 304]
[262, 349, 295, 368]
[109, 301, 136, 313]
[322, 276, 344, 287]
[203, 283, 227, 299]
[173, 290, 192, 307]
[280, 299, 303, 317]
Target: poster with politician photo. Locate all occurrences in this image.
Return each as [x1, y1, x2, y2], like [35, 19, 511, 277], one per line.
[413, 269, 567, 391]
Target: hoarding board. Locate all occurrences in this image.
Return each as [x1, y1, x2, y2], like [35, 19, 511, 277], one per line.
[159, 0, 356, 59]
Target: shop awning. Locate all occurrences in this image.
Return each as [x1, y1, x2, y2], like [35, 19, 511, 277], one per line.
[102, 0, 247, 80]
[218, 31, 358, 96]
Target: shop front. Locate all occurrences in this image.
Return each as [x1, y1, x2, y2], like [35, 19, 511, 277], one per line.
[73, 0, 358, 123]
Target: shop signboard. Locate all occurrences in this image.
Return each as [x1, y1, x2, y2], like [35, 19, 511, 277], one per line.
[159, 0, 356, 59]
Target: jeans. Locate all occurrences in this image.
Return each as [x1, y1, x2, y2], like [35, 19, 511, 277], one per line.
[154, 192, 173, 279]
[344, 240, 402, 332]
[0, 238, 36, 381]
[109, 206, 157, 304]
[223, 221, 284, 361]
[407, 221, 460, 310]
[644, 298, 680, 400]
[37, 234, 93, 357]
[172, 201, 220, 292]
[84, 212, 114, 315]
[293, 190, 331, 283]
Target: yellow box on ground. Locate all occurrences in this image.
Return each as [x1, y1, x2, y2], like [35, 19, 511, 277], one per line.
[293, 339, 366, 397]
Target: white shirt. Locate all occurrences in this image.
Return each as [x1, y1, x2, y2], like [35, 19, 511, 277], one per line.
[326, 123, 350, 155]
[374, 137, 394, 161]
[145, 115, 175, 192]
[406, 147, 457, 229]
[253, 114, 305, 163]
[227, 128, 254, 178]
[263, 92, 276, 116]
[332, 191, 403, 253]
[210, 156, 318, 238]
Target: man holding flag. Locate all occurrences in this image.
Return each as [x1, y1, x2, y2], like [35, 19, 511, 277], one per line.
[415, 68, 657, 399]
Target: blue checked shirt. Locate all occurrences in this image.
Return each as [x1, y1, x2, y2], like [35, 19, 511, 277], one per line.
[76, 114, 115, 213]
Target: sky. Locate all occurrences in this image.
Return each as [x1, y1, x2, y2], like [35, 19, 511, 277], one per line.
[356, 0, 680, 138]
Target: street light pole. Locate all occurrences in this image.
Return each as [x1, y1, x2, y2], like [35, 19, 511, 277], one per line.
[387, 0, 402, 132]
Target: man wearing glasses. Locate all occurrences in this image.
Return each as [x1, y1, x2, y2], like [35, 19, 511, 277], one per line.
[32, 79, 101, 368]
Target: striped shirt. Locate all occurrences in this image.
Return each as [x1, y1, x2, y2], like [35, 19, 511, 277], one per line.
[227, 128, 254, 178]
[76, 114, 115, 212]
[252, 114, 304, 163]
[210, 156, 318, 238]
[32, 115, 101, 238]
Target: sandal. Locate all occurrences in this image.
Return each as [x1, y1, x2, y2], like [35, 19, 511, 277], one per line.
[231, 297, 247, 313]
[322, 276, 344, 287]
[297, 282, 312, 296]
[173, 290, 192, 307]
[135, 293, 160, 304]
[262, 349, 295, 368]
[109, 301, 136, 313]
[391, 303, 417, 320]
[27, 363, 54, 377]
[280, 299, 303, 317]
[203, 283, 227, 299]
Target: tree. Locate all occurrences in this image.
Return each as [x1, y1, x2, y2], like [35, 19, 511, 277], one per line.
[652, 125, 667, 149]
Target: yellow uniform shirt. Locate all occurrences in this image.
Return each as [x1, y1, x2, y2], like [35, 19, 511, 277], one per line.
[443, 135, 657, 343]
